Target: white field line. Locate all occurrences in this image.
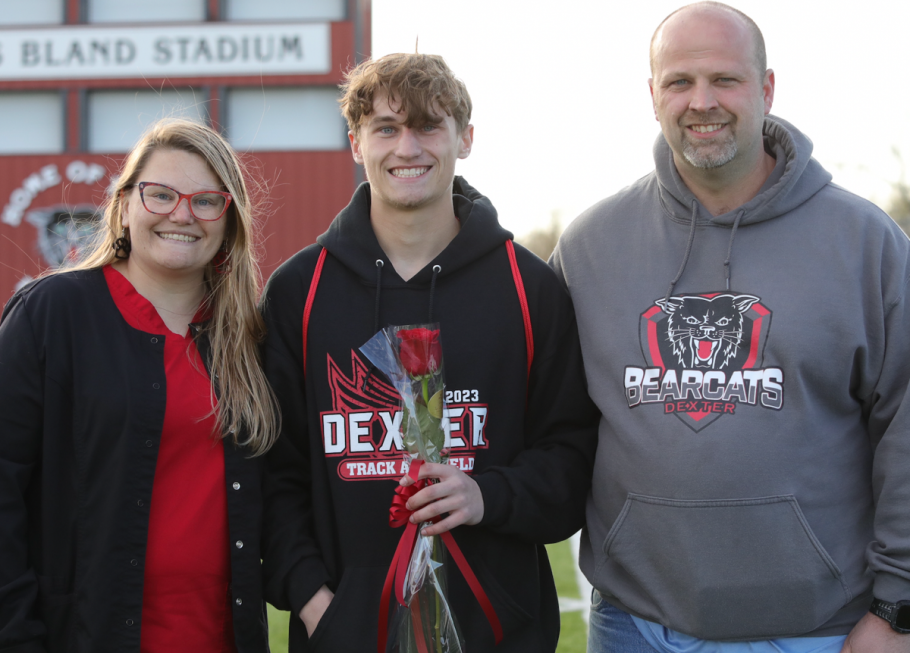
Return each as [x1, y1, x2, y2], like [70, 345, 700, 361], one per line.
[558, 596, 588, 613]
[558, 531, 592, 625]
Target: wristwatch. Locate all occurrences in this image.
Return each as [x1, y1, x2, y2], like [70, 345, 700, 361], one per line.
[870, 598, 910, 633]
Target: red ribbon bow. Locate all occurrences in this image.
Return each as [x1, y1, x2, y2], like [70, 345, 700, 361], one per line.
[378, 459, 503, 653]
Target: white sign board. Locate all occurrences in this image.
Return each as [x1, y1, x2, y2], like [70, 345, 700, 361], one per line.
[0, 23, 331, 80]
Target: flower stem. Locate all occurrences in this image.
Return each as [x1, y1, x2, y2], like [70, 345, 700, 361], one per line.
[434, 536, 442, 653]
[421, 376, 430, 405]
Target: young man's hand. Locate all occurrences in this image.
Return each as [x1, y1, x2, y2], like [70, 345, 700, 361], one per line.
[400, 462, 484, 536]
[298, 584, 334, 637]
[840, 612, 910, 653]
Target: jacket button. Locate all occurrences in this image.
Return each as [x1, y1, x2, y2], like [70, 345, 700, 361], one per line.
[235, 540, 243, 549]
[150, 337, 158, 344]
[126, 618, 134, 626]
[152, 383, 160, 390]
[232, 482, 241, 490]
[235, 598, 242, 606]
[130, 559, 138, 566]
[145, 440, 153, 447]
[137, 499, 144, 507]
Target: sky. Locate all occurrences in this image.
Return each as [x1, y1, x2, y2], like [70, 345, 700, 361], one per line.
[371, 0, 910, 238]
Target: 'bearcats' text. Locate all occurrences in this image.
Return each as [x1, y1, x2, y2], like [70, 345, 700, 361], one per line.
[624, 366, 784, 410]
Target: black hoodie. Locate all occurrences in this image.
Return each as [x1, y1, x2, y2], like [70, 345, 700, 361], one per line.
[260, 177, 599, 652]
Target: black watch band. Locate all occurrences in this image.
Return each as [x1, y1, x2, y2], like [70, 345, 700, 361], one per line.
[870, 598, 910, 633]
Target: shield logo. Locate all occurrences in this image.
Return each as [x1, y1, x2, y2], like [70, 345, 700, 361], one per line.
[638, 292, 773, 431]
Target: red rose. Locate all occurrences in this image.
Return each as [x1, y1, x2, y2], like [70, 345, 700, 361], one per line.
[397, 328, 442, 377]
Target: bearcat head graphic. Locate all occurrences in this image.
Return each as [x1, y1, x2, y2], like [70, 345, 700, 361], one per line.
[655, 293, 760, 370]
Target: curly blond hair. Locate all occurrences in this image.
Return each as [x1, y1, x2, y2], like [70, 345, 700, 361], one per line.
[340, 53, 472, 136]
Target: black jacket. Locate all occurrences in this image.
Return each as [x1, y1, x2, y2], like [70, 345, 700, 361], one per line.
[260, 178, 599, 652]
[0, 269, 268, 653]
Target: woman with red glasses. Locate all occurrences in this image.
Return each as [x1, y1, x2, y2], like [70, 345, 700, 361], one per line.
[0, 118, 279, 652]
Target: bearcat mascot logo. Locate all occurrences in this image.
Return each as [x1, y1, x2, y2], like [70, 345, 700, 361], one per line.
[625, 292, 784, 431]
[656, 293, 759, 370]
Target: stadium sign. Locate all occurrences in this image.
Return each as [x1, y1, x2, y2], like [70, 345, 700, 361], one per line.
[0, 23, 330, 79]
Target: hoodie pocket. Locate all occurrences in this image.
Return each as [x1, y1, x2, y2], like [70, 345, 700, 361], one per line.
[601, 493, 852, 641]
[462, 554, 535, 637]
[306, 567, 385, 652]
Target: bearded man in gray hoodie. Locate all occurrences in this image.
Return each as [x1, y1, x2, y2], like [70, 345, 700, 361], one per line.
[551, 3, 910, 653]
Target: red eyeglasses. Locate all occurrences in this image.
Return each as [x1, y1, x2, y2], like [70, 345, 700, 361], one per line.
[135, 181, 232, 221]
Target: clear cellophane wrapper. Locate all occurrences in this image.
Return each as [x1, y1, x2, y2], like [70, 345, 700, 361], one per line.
[361, 324, 466, 653]
[388, 528, 464, 653]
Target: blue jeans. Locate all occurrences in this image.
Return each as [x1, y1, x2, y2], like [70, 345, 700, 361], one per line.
[588, 590, 848, 653]
[588, 590, 659, 653]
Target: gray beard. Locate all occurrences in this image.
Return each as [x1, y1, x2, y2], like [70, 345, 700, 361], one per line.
[682, 138, 737, 169]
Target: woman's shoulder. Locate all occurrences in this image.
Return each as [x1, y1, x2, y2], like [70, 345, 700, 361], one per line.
[4, 268, 107, 319]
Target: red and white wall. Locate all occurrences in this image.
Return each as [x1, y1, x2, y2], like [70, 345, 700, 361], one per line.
[0, 0, 370, 299]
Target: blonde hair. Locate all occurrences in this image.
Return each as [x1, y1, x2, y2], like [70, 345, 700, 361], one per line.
[69, 118, 279, 455]
[340, 53, 472, 137]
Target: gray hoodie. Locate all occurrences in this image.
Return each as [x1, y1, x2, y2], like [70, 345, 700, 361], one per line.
[551, 115, 910, 641]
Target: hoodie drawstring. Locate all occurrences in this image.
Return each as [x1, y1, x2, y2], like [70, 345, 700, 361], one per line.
[372, 259, 384, 334]
[428, 265, 441, 321]
[724, 210, 744, 291]
[664, 203, 747, 300]
[664, 200, 699, 304]
[362, 259, 385, 392]
[363, 260, 441, 391]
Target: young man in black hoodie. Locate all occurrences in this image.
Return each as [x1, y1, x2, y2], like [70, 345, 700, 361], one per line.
[260, 53, 599, 652]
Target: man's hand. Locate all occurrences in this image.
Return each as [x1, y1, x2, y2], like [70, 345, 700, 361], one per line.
[298, 584, 334, 638]
[400, 462, 484, 537]
[841, 612, 910, 653]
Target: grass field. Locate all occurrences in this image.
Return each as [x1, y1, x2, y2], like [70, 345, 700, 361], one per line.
[266, 537, 588, 652]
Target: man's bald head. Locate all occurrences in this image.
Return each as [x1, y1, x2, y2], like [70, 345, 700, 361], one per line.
[650, 2, 767, 78]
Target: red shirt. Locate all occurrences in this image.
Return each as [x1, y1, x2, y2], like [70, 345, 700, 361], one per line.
[104, 266, 236, 653]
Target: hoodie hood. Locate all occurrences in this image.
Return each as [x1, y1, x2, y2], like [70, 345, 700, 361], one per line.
[654, 114, 833, 227]
[316, 176, 513, 287]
